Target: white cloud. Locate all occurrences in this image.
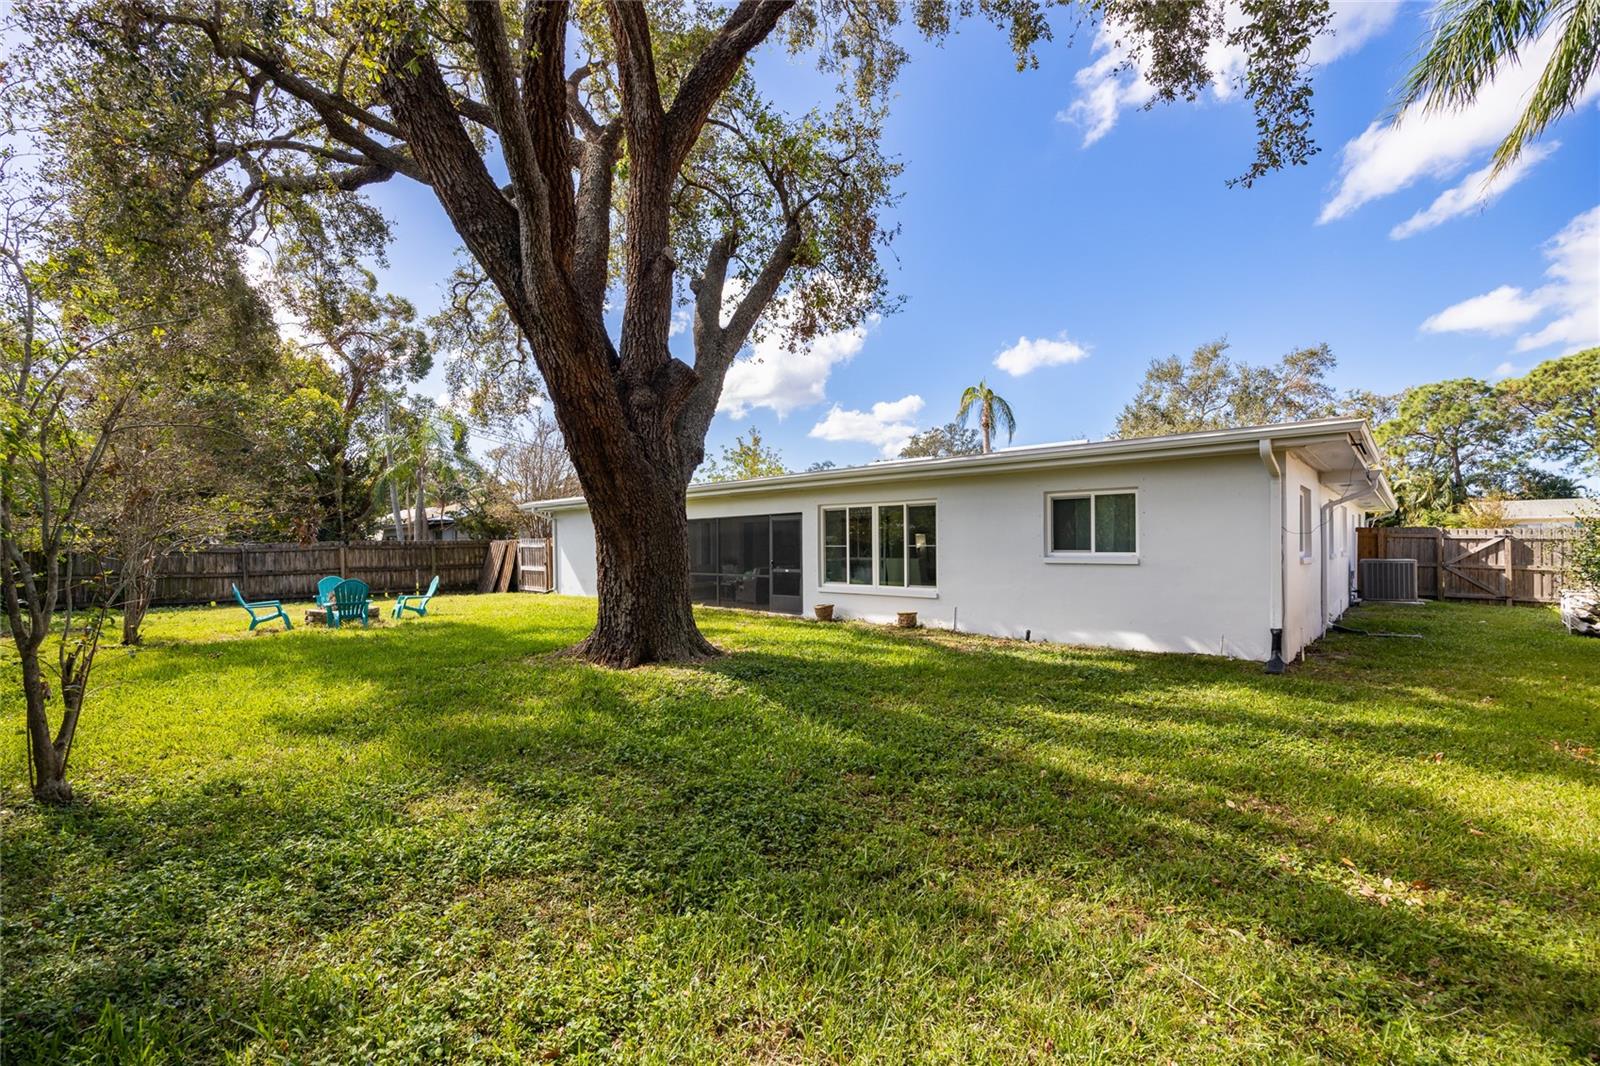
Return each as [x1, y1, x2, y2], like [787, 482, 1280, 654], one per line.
[718, 319, 873, 419]
[808, 395, 925, 457]
[993, 333, 1090, 376]
[1421, 285, 1544, 335]
[1389, 143, 1557, 239]
[1513, 205, 1600, 352]
[669, 306, 691, 337]
[715, 278, 879, 418]
[1420, 205, 1600, 353]
[1061, 2, 1398, 147]
[1491, 361, 1517, 379]
[1320, 29, 1597, 225]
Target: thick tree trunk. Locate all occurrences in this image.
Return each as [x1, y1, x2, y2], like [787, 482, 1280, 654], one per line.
[568, 461, 717, 667]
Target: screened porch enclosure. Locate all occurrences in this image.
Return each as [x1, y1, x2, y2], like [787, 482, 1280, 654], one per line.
[687, 513, 803, 615]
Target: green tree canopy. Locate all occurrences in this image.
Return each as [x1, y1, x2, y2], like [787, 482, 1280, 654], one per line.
[899, 419, 982, 459]
[697, 426, 787, 483]
[1115, 339, 1344, 438]
[1498, 348, 1599, 477]
[1376, 377, 1526, 511]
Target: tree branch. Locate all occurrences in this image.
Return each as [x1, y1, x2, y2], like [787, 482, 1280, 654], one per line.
[573, 122, 622, 317]
[522, 1, 577, 270]
[663, 1, 794, 173]
[378, 43, 533, 337]
[676, 222, 802, 476]
[566, 62, 603, 139]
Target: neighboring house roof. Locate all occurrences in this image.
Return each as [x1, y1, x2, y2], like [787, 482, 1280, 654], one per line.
[524, 417, 1396, 514]
[1475, 498, 1595, 522]
[392, 505, 463, 526]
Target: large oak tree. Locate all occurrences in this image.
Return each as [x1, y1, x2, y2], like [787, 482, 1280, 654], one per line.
[17, 0, 1340, 664]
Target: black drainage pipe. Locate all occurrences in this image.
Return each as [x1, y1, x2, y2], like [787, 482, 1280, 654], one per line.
[1264, 628, 1286, 674]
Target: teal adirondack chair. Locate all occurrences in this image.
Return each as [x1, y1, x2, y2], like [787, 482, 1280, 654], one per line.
[232, 583, 292, 631]
[393, 575, 440, 619]
[325, 579, 372, 629]
[315, 575, 342, 608]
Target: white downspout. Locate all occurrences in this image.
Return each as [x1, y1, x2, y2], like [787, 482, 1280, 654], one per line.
[1259, 439, 1286, 673]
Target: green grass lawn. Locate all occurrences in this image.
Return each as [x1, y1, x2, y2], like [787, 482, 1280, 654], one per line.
[3, 595, 1597, 1063]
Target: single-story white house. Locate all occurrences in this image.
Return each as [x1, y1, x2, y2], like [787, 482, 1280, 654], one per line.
[524, 418, 1396, 670]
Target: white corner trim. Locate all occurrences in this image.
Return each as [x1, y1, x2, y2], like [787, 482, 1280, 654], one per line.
[1042, 554, 1140, 566]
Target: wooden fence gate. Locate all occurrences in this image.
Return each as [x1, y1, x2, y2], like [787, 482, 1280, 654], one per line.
[517, 538, 554, 593]
[1357, 526, 1574, 605]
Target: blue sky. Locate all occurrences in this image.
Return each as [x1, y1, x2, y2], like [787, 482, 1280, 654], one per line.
[361, 3, 1600, 472]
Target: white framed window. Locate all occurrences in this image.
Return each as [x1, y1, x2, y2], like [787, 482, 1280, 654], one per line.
[1045, 490, 1138, 560]
[821, 502, 937, 590]
[1299, 486, 1313, 560]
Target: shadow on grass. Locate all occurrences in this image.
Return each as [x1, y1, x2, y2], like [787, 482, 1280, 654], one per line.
[4, 599, 1597, 1060]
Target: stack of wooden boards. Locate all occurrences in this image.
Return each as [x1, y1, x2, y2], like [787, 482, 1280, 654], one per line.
[478, 539, 520, 593]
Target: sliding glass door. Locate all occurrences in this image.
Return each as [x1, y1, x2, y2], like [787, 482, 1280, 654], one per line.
[686, 513, 803, 615]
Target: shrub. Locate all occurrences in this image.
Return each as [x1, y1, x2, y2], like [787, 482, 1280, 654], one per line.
[1567, 515, 1600, 590]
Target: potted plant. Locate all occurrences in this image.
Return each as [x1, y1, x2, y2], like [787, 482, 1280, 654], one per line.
[1560, 514, 1600, 637]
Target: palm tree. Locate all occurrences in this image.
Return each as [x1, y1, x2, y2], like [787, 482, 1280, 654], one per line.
[956, 379, 1017, 454]
[1399, 0, 1600, 174]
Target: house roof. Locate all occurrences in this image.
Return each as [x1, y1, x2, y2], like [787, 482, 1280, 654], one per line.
[1476, 498, 1595, 521]
[523, 417, 1397, 514]
[392, 505, 462, 525]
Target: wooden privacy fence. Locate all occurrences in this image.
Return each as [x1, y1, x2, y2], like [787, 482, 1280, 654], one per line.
[1357, 526, 1575, 605]
[36, 540, 494, 608]
[158, 540, 494, 604]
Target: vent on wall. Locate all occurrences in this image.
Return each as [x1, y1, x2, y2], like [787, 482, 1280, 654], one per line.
[1359, 558, 1419, 603]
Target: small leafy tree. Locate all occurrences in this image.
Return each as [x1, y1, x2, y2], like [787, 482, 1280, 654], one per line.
[957, 381, 1016, 454]
[1566, 515, 1600, 591]
[1, 191, 130, 804]
[698, 426, 787, 482]
[899, 420, 981, 459]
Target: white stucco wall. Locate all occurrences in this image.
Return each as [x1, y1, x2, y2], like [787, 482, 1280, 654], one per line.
[1278, 451, 1362, 661]
[550, 451, 1285, 661]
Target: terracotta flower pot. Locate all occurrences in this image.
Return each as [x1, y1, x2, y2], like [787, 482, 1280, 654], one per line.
[814, 603, 835, 622]
[896, 611, 918, 629]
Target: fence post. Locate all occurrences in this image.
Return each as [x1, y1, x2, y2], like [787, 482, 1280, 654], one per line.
[1503, 532, 1515, 605]
[339, 542, 347, 579]
[238, 545, 248, 595]
[1440, 528, 1452, 598]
